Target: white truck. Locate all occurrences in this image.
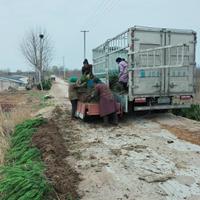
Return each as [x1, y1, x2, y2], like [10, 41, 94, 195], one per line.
[92, 26, 197, 112]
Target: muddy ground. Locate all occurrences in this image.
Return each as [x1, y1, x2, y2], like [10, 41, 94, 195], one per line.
[33, 78, 200, 200]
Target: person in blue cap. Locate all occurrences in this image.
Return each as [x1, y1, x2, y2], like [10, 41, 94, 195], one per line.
[68, 76, 78, 119]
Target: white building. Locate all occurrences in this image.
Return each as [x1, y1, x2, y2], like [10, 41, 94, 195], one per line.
[0, 76, 28, 92]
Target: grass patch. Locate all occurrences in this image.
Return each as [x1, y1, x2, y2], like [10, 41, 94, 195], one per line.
[172, 104, 200, 121]
[0, 118, 51, 200]
[28, 91, 53, 110]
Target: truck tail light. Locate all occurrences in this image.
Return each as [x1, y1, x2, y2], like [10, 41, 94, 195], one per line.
[134, 98, 146, 103]
[180, 95, 192, 100]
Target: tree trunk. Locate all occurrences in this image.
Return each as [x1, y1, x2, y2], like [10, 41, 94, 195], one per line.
[38, 70, 43, 91]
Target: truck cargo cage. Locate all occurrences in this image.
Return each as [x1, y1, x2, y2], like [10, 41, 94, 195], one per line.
[93, 30, 129, 80]
[129, 43, 190, 71]
[92, 26, 196, 112]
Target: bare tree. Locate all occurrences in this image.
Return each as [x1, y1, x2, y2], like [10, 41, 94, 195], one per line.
[21, 28, 53, 89]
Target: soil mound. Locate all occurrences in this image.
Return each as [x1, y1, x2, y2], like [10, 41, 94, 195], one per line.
[32, 118, 80, 200]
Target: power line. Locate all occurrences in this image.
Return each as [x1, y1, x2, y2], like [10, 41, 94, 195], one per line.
[83, 0, 121, 30]
[63, 56, 65, 78]
[102, 0, 121, 16]
[80, 0, 121, 62]
[82, 0, 108, 28]
[82, 0, 114, 29]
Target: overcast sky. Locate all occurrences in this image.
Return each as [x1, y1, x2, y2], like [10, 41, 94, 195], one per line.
[0, 0, 199, 71]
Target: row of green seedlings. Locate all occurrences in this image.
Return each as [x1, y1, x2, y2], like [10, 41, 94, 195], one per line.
[172, 104, 200, 121]
[0, 118, 51, 200]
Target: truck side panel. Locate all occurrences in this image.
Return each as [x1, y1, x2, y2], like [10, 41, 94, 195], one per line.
[166, 31, 195, 95]
[131, 29, 164, 96]
[129, 27, 195, 98]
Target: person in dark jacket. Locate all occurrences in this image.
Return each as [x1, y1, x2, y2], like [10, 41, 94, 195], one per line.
[82, 59, 93, 77]
[93, 78, 118, 125]
[68, 76, 78, 119]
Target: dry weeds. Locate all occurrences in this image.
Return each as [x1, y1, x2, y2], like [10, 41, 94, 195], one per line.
[0, 107, 31, 135]
[0, 107, 31, 164]
[0, 90, 49, 165]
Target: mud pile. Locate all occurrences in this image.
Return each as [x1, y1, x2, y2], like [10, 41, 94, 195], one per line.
[32, 116, 80, 200]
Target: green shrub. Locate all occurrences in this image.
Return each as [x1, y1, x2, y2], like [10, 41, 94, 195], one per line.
[37, 79, 52, 90]
[173, 104, 200, 121]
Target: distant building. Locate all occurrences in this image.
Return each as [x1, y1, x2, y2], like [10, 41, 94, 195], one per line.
[0, 75, 28, 92]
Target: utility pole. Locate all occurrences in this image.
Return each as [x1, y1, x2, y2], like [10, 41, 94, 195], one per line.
[39, 34, 44, 90]
[63, 56, 65, 78]
[81, 30, 89, 59]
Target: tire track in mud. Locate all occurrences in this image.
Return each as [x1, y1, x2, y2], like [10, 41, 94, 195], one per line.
[150, 113, 200, 146]
[160, 124, 200, 146]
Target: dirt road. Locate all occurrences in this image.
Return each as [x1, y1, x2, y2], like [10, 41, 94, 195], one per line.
[49, 78, 200, 200]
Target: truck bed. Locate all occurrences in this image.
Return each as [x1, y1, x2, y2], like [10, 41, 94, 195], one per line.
[76, 101, 122, 119]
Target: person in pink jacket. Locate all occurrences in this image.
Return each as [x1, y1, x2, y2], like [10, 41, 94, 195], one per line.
[116, 57, 128, 90]
[93, 78, 118, 125]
